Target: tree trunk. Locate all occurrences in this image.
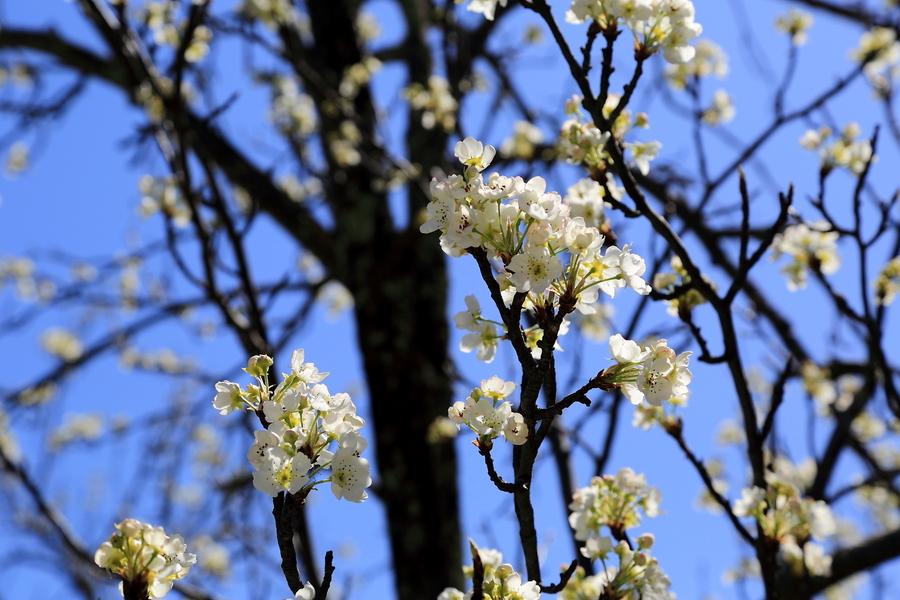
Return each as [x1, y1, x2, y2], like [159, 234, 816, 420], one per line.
[352, 230, 462, 599]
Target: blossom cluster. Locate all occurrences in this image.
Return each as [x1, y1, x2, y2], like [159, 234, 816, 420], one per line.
[439, 545, 540, 600]
[138, 175, 190, 228]
[213, 350, 372, 502]
[269, 77, 317, 138]
[652, 255, 711, 317]
[770, 221, 840, 291]
[569, 468, 660, 539]
[0, 256, 55, 301]
[191, 535, 230, 579]
[448, 376, 528, 446]
[120, 346, 197, 375]
[94, 519, 196, 599]
[566, 469, 672, 598]
[465, 0, 508, 21]
[240, 0, 297, 28]
[403, 76, 458, 132]
[559, 93, 651, 175]
[422, 138, 651, 321]
[0, 410, 19, 463]
[701, 89, 735, 126]
[874, 256, 900, 306]
[561, 537, 673, 600]
[799, 123, 874, 175]
[774, 9, 813, 46]
[5, 141, 28, 175]
[734, 476, 836, 577]
[604, 334, 692, 407]
[851, 27, 900, 95]
[49, 413, 104, 450]
[40, 327, 83, 362]
[338, 56, 382, 99]
[139, 1, 212, 63]
[454, 294, 572, 363]
[566, 0, 702, 64]
[801, 362, 859, 416]
[501, 121, 545, 161]
[664, 39, 728, 89]
[663, 37, 734, 126]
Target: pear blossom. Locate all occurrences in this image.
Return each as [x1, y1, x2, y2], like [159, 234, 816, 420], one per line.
[771, 221, 840, 290]
[330, 431, 372, 502]
[501, 412, 528, 445]
[441, 544, 540, 599]
[569, 467, 661, 540]
[516, 176, 562, 221]
[466, 0, 507, 21]
[214, 349, 371, 502]
[874, 256, 900, 305]
[507, 248, 564, 293]
[449, 378, 527, 446]
[500, 121, 544, 160]
[563, 540, 674, 599]
[40, 328, 83, 362]
[212, 380, 244, 415]
[455, 137, 496, 172]
[702, 90, 735, 126]
[851, 27, 900, 94]
[94, 519, 196, 598]
[564, 178, 609, 229]
[287, 583, 316, 600]
[0, 410, 19, 463]
[48, 413, 104, 450]
[252, 447, 312, 496]
[566, 0, 702, 65]
[604, 335, 691, 406]
[781, 537, 833, 577]
[601, 244, 652, 295]
[558, 117, 612, 167]
[404, 76, 458, 131]
[5, 141, 28, 175]
[459, 321, 501, 363]
[652, 255, 711, 316]
[420, 136, 654, 360]
[625, 140, 661, 175]
[734, 474, 837, 545]
[665, 39, 728, 89]
[454, 294, 483, 330]
[774, 9, 813, 46]
[799, 123, 874, 174]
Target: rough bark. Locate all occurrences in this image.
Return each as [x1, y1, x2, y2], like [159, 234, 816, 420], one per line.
[352, 235, 462, 598]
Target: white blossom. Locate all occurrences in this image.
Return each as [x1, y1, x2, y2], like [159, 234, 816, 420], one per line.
[94, 519, 196, 598]
[771, 221, 840, 290]
[774, 9, 813, 46]
[215, 349, 371, 502]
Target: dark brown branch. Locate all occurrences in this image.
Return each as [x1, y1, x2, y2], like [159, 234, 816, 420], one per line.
[539, 559, 579, 593]
[809, 528, 900, 593]
[663, 420, 756, 545]
[477, 442, 521, 493]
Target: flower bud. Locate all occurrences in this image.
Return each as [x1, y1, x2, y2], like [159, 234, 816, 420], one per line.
[245, 354, 273, 377]
[495, 563, 514, 579]
[637, 533, 655, 549]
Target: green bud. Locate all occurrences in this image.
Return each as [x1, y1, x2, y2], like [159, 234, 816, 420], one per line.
[245, 354, 273, 377]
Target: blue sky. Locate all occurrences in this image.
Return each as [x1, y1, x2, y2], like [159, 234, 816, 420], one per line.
[1, 0, 898, 598]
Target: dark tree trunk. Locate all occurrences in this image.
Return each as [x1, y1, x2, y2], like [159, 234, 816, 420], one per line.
[352, 230, 462, 599]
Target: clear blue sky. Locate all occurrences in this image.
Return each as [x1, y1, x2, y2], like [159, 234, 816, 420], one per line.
[1, 0, 898, 598]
